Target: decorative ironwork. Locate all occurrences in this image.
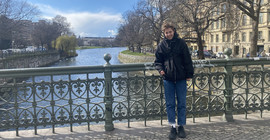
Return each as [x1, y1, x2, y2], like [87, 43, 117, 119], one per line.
[0, 56, 270, 136]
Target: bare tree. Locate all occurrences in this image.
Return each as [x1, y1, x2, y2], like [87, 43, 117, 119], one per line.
[136, 0, 172, 46]
[115, 24, 135, 51]
[32, 20, 59, 50]
[0, 0, 39, 50]
[52, 15, 71, 35]
[228, 0, 268, 57]
[116, 9, 153, 53]
[0, 15, 12, 49]
[172, 0, 225, 59]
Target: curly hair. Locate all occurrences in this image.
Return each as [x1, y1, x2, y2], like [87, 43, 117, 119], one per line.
[161, 22, 175, 32]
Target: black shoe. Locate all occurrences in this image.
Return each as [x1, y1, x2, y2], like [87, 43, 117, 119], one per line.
[178, 125, 186, 138]
[169, 126, 177, 140]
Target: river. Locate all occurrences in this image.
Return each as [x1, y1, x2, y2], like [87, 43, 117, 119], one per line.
[30, 47, 127, 82]
[52, 47, 127, 67]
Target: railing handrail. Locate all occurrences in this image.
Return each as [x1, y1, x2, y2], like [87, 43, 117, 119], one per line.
[0, 57, 270, 78]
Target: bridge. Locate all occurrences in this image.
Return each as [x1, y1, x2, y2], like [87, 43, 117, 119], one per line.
[0, 53, 270, 139]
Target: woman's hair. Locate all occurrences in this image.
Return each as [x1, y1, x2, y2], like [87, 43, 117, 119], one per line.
[162, 22, 175, 32]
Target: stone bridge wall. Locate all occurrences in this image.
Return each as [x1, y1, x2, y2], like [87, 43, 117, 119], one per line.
[0, 52, 60, 69]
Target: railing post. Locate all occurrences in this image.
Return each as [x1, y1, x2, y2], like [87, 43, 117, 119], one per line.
[103, 53, 114, 131]
[223, 48, 234, 122]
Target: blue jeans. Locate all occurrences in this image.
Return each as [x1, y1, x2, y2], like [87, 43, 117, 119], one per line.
[163, 80, 187, 125]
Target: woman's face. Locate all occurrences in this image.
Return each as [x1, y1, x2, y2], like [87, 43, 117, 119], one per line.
[164, 28, 174, 40]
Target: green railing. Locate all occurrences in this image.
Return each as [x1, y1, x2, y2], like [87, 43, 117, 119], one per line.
[0, 54, 270, 136]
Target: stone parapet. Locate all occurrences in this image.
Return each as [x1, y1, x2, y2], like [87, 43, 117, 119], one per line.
[0, 52, 60, 69]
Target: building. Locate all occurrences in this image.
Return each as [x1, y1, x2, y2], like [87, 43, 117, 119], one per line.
[189, 1, 270, 58]
[82, 37, 114, 47]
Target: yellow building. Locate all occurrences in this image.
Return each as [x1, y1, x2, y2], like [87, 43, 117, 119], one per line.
[190, 1, 270, 58]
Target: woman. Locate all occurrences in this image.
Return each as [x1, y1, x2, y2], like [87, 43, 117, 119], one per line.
[155, 22, 194, 139]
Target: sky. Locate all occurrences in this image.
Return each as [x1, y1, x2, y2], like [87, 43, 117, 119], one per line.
[25, 0, 140, 37]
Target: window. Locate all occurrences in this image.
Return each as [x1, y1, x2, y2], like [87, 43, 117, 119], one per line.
[216, 34, 219, 42]
[212, 46, 215, 52]
[222, 33, 226, 42]
[242, 15, 247, 26]
[259, 13, 263, 24]
[234, 46, 239, 55]
[216, 20, 219, 29]
[227, 33, 231, 42]
[221, 18, 226, 28]
[211, 35, 214, 42]
[216, 8, 220, 15]
[235, 32, 239, 40]
[242, 32, 246, 42]
[258, 31, 263, 40]
[269, 30, 270, 41]
[249, 32, 252, 42]
[268, 9, 270, 22]
[243, 48, 246, 55]
[211, 22, 214, 29]
[222, 4, 226, 13]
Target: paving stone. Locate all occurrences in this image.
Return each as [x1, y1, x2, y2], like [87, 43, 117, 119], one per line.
[0, 112, 270, 140]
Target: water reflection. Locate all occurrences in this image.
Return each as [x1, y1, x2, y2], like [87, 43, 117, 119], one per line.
[27, 47, 127, 82]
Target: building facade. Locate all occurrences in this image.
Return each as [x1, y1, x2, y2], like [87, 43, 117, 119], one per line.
[189, 1, 270, 58]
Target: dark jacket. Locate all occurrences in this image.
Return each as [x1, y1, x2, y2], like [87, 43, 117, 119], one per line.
[154, 34, 194, 81]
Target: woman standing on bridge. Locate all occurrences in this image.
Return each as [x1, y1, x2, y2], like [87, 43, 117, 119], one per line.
[155, 22, 194, 140]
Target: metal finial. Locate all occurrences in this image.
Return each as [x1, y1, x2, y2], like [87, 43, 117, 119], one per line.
[104, 53, 111, 65]
[224, 48, 232, 59]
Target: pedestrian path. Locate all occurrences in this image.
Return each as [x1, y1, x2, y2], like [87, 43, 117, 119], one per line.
[1, 112, 270, 140]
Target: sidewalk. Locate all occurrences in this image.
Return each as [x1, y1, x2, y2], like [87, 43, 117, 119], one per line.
[1, 112, 270, 140]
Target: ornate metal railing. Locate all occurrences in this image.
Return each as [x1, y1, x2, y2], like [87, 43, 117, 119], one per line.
[0, 54, 270, 136]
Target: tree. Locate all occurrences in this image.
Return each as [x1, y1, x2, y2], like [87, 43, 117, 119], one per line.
[52, 15, 70, 35]
[77, 36, 84, 47]
[115, 24, 135, 51]
[172, 0, 225, 59]
[32, 15, 71, 50]
[136, 0, 172, 46]
[116, 11, 138, 52]
[0, 16, 12, 49]
[53, 35, 77, 57]
[124, 10, 152, 52]
[31, 20, 54, 50]
[229, 0, 269, 57]
[0, 0, 39, 50]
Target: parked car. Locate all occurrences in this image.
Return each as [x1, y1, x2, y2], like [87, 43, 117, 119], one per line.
[216, 52, 225, 58]
[203, 50, 216, 58]
[195, 50, 216, 58]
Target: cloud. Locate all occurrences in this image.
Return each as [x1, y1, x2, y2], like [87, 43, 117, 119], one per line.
[35, 4, 122, 37]
[108, 30, 117, 36]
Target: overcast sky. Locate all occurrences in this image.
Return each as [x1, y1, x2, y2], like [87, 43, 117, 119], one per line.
[25, 0, 140, 37]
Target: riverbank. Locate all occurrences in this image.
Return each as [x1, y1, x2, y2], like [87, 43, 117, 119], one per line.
[0, 51, 60, 69]
[118, 50, 155, 64]
[118, 50, 159, 76]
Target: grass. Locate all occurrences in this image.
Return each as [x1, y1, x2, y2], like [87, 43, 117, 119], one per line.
[121, 50, 155, 56]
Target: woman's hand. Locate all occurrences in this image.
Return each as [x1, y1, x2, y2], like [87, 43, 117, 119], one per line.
[160, 70, 165, 76]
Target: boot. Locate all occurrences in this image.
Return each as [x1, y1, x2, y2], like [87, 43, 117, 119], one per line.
[169, 126, 177, 140]
[178, 125, 186, 138]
